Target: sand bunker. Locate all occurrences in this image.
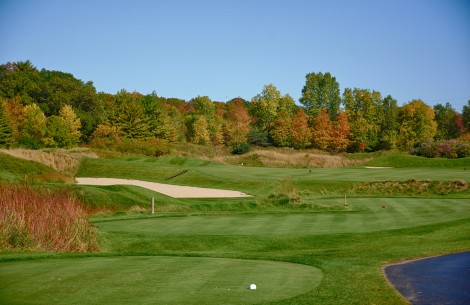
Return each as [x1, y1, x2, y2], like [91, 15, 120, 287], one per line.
[75, 177, 251, 198]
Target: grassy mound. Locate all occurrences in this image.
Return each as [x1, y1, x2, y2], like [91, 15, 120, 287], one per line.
[364, 151, 470, 168]
[0, 153, 55, 182]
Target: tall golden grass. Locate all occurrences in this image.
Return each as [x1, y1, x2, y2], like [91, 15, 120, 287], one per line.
[0, 148, 97, 176]
[0, 184, 99, 252]
[226, 148, 370, 168]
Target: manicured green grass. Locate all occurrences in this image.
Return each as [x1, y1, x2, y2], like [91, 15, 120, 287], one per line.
[95, 198, 470, 235]
[0, 256, 322, 305]
[2, 152, 470, 305]
[95, 219, 470, 305]
[78, 156, 470, 188]
[76, 156, 470, 204]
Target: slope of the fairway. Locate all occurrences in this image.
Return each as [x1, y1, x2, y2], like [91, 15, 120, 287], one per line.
[0, 256, 322, 305]
[77, 157, 470, 197]
[95, 198, 470, 235]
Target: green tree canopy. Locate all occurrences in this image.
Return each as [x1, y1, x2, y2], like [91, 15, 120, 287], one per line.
[434, 102, 459, 140]
[300, 72, 340, 120]
[249, 84, 295, 134]
[460, 100, 470, 133]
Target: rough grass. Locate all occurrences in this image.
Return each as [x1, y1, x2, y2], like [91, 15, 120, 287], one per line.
[0, 153, 54, 182]
[0, 148, 98, 176]
[364, 151, 470, 168]
[0, 184, 99, 252]
[224, 147, 370, 168]
[352, 179, 469, 196]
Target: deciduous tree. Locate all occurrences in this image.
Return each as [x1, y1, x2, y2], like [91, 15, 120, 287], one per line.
[311, 108, 333, 150]
[291, 109, 311, 149]
[270, 110, 292, 147]
[379, 95, 399, 149]
[460, 100, 470, 133]
[342, 88, 383, 151]
[21, 103, 46, 146]
[398, 99, 437, 150]
[189, 115, 210, 145]
[300, 72, 341, 120]
[224, 99, 251, 146]
[249, 84, 294, 134]
[59, 104, 82, 145]
[434, 102, 459, 140]
[330, 111, 350, 151]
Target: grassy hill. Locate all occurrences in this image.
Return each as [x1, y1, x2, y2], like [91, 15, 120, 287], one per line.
[1, 148, 470, 305]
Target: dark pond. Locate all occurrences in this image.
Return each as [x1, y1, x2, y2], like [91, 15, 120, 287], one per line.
[384, 251, 470, 305]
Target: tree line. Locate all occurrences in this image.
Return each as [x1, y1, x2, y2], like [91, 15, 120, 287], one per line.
[1, 60, 469, 156]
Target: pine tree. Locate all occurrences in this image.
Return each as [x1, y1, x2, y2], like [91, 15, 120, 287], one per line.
[0, 101, 13, 147]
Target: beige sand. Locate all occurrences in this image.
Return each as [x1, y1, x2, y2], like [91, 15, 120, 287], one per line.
[75, 177, 251, 198]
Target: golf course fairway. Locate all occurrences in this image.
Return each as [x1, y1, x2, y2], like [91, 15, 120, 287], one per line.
[0, 256, 322, 305]
[95, 198, 470, 235]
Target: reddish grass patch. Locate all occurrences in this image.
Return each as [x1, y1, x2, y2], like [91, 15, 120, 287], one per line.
[0, 184, 99, 252]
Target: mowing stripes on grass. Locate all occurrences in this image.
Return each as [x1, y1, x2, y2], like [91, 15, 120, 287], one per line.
[0, 256, 322, 305]
[95, 198, 470, 235]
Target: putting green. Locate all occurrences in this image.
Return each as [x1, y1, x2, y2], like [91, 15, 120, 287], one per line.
[96, 198, 470, 235]
[0, 256, 322, 305]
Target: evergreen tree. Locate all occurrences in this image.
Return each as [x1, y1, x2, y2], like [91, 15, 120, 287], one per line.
[0, 101, 13, 147]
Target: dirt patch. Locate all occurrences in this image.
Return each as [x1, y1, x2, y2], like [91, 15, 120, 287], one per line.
[76, 177, 251, 198]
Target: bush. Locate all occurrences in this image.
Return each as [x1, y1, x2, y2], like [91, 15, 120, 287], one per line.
[268, 177, 301, 205]
[412, 139, 470, 159]
[232, 142, 251, 155]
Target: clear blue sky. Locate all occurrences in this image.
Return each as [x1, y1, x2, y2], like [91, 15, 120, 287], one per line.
[1, 0, 469, 110]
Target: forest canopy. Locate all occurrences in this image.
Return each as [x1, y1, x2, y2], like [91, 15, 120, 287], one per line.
[1, 60, 469, 157]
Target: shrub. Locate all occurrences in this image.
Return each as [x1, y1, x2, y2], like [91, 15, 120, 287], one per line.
[268, 177, 301, 205]
[232, 142, 251, 155]
[412, 139, 470, 159]
[0, 184, 99, 252]
[412, 139, 436, 158]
